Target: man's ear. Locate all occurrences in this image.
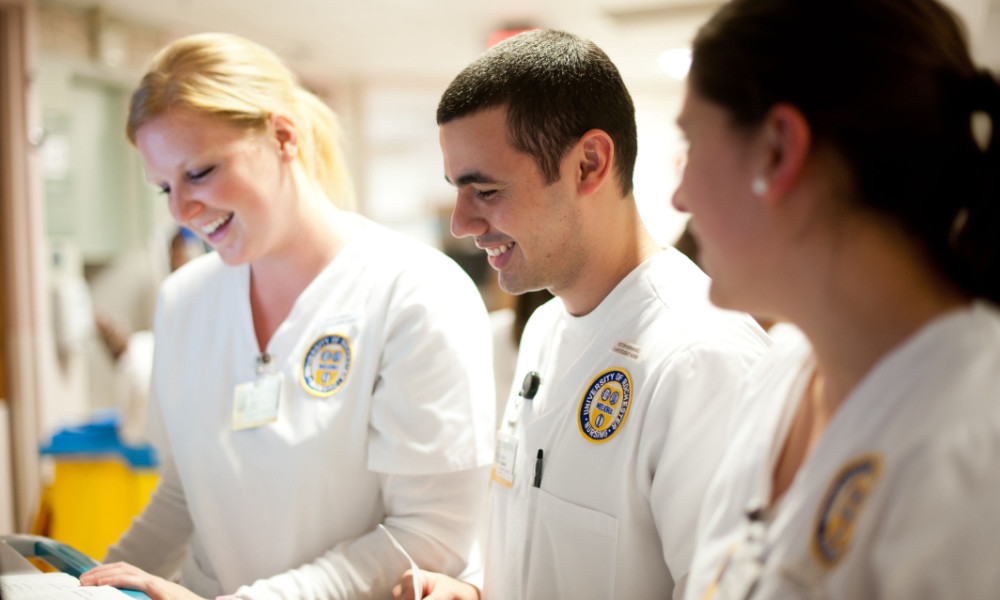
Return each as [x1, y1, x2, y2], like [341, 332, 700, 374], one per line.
[575, 129, 614, 196]
[755, 103, 811, 202]
[271, 113, 299, 162]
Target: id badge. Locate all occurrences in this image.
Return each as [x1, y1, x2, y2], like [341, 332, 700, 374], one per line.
[713, 547, 763, 600]
[232, 373, 283, 430]
[490, 432, 518, 488]
[704, 521, 766, 600]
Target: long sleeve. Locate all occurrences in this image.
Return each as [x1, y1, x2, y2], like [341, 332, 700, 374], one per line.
[104, 321, 193, 579]
[231, 467, 491, 600]
[103, 451, 193, 579]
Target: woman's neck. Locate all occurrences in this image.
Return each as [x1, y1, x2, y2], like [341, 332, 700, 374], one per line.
[769, 213, 968, 504]
[249, 194, 362, 352]
[799, 221, 967, 409]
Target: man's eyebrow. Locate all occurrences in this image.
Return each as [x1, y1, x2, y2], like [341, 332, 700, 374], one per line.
[445, 171, 501, 187]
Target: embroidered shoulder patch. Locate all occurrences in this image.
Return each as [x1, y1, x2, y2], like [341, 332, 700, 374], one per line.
[812, 453, 883, 568]
[578, 368, 632, 443]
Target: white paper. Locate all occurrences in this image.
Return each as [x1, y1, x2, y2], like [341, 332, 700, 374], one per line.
[378, 524, 423, 600]
[0, 572, 131, 599]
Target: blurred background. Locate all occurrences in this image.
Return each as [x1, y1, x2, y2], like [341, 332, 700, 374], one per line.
[1, 0, 998, 547]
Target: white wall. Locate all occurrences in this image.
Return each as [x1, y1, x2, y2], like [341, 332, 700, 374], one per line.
[632, 85, 689, 248]
[0, 403, 13, 534]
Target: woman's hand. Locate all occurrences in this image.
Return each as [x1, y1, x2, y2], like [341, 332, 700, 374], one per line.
[392, 568, 480, 600]
[79, 562, 208, 600]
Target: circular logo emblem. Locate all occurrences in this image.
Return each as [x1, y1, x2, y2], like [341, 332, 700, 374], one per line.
[813, 453, 882, 568]
[301, 334, 352, 397]
[578, 368, 632, 443]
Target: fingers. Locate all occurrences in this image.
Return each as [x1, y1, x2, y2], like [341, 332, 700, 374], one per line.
[79, 562, 129, 586]
[400, 569, 481, 600]
[80, 563, 207, 600]
[80, 562, 157, 594]
[393, 568, 418, 599]
[396, 567, 488, 600]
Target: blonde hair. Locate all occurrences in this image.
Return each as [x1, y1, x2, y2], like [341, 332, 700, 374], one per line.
[127, 32, 355, 211]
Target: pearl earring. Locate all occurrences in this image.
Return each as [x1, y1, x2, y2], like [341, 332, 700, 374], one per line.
[751, 177, 768, 197]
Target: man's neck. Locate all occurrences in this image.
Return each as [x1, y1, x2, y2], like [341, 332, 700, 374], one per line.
[559, 219, 660, 316]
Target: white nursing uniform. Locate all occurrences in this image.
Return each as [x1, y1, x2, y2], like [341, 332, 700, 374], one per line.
[106, 218, 496, 599]
[482, 249, 770, 599]
[684, 301, 1000, 600]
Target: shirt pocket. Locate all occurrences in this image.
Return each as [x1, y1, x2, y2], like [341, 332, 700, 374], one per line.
[525, 487, 619, 598]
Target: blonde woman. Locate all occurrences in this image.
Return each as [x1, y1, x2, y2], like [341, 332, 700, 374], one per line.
[80, 33, 495, 600]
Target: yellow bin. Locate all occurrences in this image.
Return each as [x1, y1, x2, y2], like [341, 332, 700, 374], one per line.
[34, 414, 158, 561]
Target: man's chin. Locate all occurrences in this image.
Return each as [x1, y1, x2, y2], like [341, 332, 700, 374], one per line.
[499, 274, 545, 297]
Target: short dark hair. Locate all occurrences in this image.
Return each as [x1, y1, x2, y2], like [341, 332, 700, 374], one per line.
[691, 0, 1000, 302]
[437, 29, 638, 196]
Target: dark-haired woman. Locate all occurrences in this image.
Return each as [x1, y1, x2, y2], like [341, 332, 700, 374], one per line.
[672, 0, 1000, 597]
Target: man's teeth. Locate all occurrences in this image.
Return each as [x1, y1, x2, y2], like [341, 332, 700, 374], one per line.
[202, 214, 231, 235]
[485, 243, 513, 257]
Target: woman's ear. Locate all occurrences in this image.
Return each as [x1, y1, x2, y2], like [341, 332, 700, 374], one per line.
[575, 129, 614, 196]
[755, 103, 811, 202]
[271, 113, 299, 162]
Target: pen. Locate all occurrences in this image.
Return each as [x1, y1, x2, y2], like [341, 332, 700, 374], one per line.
[533, 449, 544, 488]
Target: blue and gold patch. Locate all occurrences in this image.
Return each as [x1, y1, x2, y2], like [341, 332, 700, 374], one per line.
[812, 453, 882, 568]
[301, 334, 353, 397]
[578, 368, 632, 443]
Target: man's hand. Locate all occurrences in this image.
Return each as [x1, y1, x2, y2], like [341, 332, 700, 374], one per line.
[392, 569, 481, 600]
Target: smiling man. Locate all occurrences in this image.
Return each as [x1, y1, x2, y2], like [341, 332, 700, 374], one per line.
[394, 29, 771, 600]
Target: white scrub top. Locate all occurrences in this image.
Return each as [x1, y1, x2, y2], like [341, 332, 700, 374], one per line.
[483, 249, 770, 599]
[107, 218, 496, 599]
[685, 301, 1000, 600]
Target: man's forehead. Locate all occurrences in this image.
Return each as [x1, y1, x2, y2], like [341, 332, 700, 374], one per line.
[439, 110, 516, 185]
